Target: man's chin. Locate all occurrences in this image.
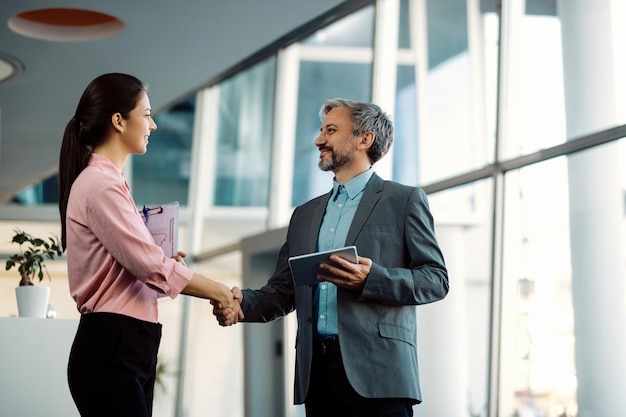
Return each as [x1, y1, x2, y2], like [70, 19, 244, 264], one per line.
[318, 161, 334, 171]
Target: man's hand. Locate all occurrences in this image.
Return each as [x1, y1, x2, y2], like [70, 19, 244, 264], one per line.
[172, 250, 187, 266]
[211, 286, 243, 326]
[318, 255, 372, 291]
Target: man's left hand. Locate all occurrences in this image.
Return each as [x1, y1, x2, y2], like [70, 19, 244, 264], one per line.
[318, 255, 372, 291]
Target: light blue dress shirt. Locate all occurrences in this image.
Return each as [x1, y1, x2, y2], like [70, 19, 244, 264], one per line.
[313, 169, 374, 341]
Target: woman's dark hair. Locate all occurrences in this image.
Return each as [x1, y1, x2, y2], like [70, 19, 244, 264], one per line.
[58, 73, 147, 250]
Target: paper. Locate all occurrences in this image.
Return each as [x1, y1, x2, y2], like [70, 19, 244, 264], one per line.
[140, 201, 179, 258]
[288, 246, 358, 286]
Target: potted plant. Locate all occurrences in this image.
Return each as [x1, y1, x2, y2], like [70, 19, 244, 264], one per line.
[5, 228, 63, 317]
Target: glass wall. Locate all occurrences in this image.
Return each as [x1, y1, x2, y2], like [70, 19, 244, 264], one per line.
[13, 174, 58, 205]
[501, 158, 575, 416]
[423, 180, 493, 416]
[394, 0, 499, 185]
[132, 96, 196, 206]
[213, 57, 277, 207]
[500, 3, 566, 159]
[500, 139, 626, 417]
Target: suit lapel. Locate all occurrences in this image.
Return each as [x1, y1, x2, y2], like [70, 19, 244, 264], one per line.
[345, 174, 384, 245]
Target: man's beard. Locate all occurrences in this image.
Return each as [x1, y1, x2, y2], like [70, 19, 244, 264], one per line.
[318, 148, 354, 171]
[318, 137, 356, 171]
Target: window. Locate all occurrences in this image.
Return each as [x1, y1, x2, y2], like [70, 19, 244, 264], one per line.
[213, 57, 277, 207]
[132, 97, 195, 206]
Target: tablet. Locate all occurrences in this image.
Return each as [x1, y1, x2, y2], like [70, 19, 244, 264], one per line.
[288, 246, 358, 286]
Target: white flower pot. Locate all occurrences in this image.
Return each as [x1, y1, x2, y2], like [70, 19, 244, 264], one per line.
[15, 286, 50, 318]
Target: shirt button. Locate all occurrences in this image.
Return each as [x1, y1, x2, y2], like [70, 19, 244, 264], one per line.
[338, 204, 343, 208]
[330, 227, 335, 232]
[320, 314, 325, 319]
[321, 284, 326, 289]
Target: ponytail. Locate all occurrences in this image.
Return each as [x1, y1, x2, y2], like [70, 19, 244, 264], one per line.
[58, 117, 91, 251]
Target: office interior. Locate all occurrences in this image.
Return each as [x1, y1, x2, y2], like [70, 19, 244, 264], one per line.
[1, 0, 625, 416]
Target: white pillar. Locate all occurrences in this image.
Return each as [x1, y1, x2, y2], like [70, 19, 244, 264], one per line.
[371, 0, 400, 181]
[558, 1, 626, 416]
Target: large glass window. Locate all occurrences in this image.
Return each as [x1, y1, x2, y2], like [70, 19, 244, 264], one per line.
[501, 158, 575, 416]
[132, 97, 196, 206]
[13, 174, 59, 205]
[500, 6, 566, 159]
[394, 0, 499, 186]
[214, 57, 277, 207]
[500, 140, 626, 416]
[418, 180, 493, 417]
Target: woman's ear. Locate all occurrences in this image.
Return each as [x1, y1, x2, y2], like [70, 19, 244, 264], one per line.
[111, 112, 124, 133]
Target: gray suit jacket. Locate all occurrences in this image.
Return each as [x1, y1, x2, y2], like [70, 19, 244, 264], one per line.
[241, 173, 449, 404]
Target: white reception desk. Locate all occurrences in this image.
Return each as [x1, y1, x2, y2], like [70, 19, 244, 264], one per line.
[0, 317, 80, 417]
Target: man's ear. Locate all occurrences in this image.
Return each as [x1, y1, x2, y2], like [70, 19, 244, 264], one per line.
[111, 112, 124, 133]
[357, 131, 375, 150]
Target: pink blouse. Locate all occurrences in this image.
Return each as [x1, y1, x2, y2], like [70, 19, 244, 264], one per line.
[66, 153, 193, 322]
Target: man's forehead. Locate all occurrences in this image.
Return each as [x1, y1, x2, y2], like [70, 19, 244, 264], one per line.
[323, 106, 352, 127]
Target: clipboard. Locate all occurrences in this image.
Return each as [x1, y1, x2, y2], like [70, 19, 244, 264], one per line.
[140, 201, 179, 258]
[288, 246, 358, 286]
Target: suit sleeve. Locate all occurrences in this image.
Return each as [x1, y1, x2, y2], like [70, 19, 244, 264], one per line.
[358, 186, 449, 306]
[240, 239, 296, 323]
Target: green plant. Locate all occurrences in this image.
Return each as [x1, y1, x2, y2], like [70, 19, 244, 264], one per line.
[155, 355, 179, 398]
[5, 228, 63, 286]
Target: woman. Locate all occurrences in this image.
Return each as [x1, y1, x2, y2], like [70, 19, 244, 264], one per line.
[58, 73, 242, 417]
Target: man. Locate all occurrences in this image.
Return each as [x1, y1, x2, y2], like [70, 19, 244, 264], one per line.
[213, 98, 449, 417]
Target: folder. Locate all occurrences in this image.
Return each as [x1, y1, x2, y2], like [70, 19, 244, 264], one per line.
[288, 246, 358, 286]
[140, 201, 179, 258]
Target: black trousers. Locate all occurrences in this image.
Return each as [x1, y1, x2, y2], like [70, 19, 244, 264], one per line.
[305, 338, 414, 417]
[67, 312, 162, 417]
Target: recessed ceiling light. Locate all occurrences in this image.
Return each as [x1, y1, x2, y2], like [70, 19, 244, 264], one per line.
[0, 52, 24, 84]
[8, 8, 124, 42]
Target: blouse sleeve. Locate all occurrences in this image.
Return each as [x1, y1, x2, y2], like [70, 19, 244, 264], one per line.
[84, 177, 192, 298]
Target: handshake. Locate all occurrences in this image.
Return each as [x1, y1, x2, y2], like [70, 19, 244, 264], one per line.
[211, 286, 244, 326]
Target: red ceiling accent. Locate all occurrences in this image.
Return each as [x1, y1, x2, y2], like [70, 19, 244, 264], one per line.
[15, 8, 118, 27]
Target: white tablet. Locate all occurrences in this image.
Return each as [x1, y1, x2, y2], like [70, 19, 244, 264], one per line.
[288, 246, 358, 286]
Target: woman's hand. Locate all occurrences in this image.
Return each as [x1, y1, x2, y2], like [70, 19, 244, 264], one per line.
[211, 287, 243, 326]
[212, 284, 244, 326]
[182, 274, 244, 325]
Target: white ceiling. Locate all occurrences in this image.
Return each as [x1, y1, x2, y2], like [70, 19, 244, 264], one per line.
[0, 0, 353, 203]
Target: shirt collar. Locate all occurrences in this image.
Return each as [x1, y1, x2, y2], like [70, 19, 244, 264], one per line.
[88, 153, 129, 192]
[89, 153, 123, 178]
[332, 168, 374, 200]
